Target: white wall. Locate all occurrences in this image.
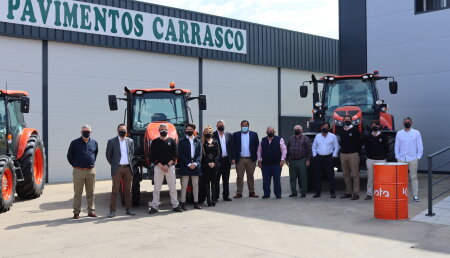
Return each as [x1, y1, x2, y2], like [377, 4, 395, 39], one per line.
[203, 59, 278, 138]
[367, 0, 450, 170]
[281, 68, 327, 117]
[0, 36, 42, 134]
[48, 42, 198, 182]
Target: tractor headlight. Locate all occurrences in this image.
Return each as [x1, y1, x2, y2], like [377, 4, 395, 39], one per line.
[376, 100, 384, 105]
[334, 119, 343, 126]
[314, 102, 322, 107]
[353, 118, 361, 125]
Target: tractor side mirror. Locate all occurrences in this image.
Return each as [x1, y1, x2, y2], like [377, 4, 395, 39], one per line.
[108, 95, 118, 111]
[389, 81, 398, 94]
[198, 94, 207, 111]
[300, 86, 308, 98]
[20, 97, 30, 113]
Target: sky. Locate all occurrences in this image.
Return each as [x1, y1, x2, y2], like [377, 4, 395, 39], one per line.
[137, 0, 339, 39]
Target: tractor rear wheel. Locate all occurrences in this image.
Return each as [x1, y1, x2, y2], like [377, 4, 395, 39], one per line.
[16, 135, 46, 199]
[0, 157, 16, 213]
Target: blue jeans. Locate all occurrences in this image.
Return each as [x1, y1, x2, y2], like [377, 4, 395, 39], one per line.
[262, 165, 282, 197]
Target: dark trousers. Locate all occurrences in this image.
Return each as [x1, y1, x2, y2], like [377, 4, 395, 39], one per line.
[314, 155, 335, 195]
[110, 166, 132, 211]
[203, 165, 218, 204]
[214, 157, 231, 200]
[262, 164, 282, 198]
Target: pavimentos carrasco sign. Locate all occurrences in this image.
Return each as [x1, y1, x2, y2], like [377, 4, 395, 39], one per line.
[0, 0, 247, 54]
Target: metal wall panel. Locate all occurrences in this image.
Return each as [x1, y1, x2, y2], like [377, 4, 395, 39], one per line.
[0, 0, 338, 74]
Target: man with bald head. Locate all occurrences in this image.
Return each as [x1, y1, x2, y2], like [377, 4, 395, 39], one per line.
[286, 125, 311, 198]
[257, 126, 287, 199]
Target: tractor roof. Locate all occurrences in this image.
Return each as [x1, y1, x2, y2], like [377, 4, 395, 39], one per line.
[130, 89, 191, 94]
[320, 73, 381, 80]
[0, 90, 28, 96]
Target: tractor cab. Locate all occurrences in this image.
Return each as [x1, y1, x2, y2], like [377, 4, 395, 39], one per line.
[300, 72, 398, 134]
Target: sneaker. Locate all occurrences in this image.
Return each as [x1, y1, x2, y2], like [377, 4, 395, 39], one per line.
[148, 208, 159, 214]
[364, 195, 372, 201]
[173, 206, 183, 212]
[107, 210, 116, 218]
[126, 209, 136, 216]
[413, 195, 419, 202]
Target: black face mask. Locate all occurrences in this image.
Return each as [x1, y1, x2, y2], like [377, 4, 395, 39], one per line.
[321, 128, 329, 134]
[118, 130, 127, 138]
[267, 132, 275, 138]
[372, 126, 380, 132]
[404, 123, 411, 129]
[217, 126, 225, 132]
[186, 131, 194, 137]
[294, 130, 302, 135]
[205, 133, 212, 139]
[82, 131, 91, 138]
[344, 121, 352, 126]
[160, 130, 168, 137]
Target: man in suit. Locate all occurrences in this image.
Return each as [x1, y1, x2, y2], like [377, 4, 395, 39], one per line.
[106, 124, 136, 218]
[232, 120, 259, 198]
[213, 120, 233, 202]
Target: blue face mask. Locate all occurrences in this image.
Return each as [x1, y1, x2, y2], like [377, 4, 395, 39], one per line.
[241, 127, 249, 133]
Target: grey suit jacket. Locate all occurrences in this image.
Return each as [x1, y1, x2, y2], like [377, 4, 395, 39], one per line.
[106, 136, 135, 176]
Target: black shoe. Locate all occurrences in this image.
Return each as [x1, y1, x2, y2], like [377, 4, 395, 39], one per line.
[173, 206, 183, 212]
[148, 208, 158, 214]
[289, 193, 298, 197]
[212, 202, 216, 206]
[300, 194, 306, 198]
[340, 193, 352, 199]
[364, 195, 372, 200]
[214, 199, 219, 203]
[180, 202, 188, 211]
[330, 194, 336, 199]
[207, 203, 212, 207]
[313, 194, 320, 198]
[351, 195, 360, 200]
[276, 196, 282, 199]
[223, 197, 232, 201]
[262, 195, 270, 199]
[194, 203, 202, 209]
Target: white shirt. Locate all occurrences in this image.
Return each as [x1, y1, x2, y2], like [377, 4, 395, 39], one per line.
[312, 133, 339, 157]
[218, 132, 228, 157]
[240, 132, 250, 157]
[187, 136, 195, 158]
[118, 137, 129, 165]
[395, 128, 423, 162]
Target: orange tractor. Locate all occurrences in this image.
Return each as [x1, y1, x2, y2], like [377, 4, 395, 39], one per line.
[108, 83, 206, 206]
[299, 72, 399, 188]
[0, 90, 46, 213]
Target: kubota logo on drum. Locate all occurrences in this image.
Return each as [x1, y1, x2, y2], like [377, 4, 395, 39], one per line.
[374, 188, 390, 198]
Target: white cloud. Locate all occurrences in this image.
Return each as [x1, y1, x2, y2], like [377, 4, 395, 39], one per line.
[137, 0, 339, 39]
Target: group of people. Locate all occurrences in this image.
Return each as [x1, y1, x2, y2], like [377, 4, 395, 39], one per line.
[66, 116, 423, 219]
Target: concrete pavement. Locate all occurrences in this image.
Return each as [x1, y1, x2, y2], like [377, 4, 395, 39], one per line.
[1, 168, 450, 258]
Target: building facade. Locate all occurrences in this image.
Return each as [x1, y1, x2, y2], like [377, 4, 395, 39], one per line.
[0, 0, 338, 182]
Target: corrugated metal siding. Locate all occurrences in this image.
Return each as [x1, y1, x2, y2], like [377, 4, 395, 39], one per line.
[0, 0, 339, 74]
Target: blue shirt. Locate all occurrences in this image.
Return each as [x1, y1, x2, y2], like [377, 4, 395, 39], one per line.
[67, 137, 98, 168]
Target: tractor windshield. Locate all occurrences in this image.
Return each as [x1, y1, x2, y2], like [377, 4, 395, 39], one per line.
[0, 97, 25, 155]
[323, 79, 377, 127]
[131, 92, 188, 131]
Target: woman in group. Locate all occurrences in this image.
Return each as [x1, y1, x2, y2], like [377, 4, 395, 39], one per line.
[202, 125, 221, 207]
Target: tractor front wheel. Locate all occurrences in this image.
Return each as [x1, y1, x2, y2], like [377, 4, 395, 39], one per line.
[0, 157, 16, 213]
[16, 135, 46, 199]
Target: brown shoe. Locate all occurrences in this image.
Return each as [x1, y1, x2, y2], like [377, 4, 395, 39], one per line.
[351, 195, 360, 200]
[233, 193, 243, 198]
[73, 213, 80, 219]
[364, 195, 372, 200]
[88, 212, 98, 217]
[249, 192, 259, 198]
[340, 193, 352, 199]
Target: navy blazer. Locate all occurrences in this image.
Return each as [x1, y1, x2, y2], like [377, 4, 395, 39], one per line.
[178, 136, 202, 176]
[213, 131, 233, 162]
[232, 131, 259, 162]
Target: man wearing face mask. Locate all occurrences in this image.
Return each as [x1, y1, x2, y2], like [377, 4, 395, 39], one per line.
[232, 120, 260, 198]
[148, 124, 181, 214]
[338, 115, 362, 200]
[213, 120, 234, 202]
[395, 117, 423, 202]
[257, 127, 287, 199]
[286, 125, 311, 198]
[312, 122, 339, 198]
[106, 124, 136, 218]
[364, 120, 389, 200]
[67, 124, 98, 219]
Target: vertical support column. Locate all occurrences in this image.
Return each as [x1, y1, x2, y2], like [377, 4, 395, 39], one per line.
[426, 157, 435, 216]
[42, 40, 49, 183]
[199, 58, 203, 131]
[277, 67, 281, 134]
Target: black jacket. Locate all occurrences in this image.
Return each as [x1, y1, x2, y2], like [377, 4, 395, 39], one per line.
[178, 136, 202, 176]
[213, 131, 233, 162]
